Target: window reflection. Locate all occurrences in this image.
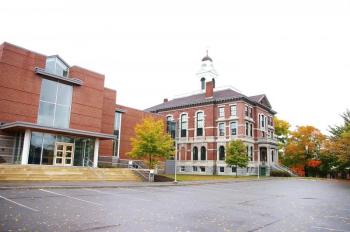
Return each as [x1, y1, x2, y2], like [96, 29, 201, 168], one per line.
[28, 132, 95, 167]
[37, 79, 72, 129]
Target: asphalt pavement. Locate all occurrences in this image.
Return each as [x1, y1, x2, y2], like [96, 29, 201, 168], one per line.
[0, 178, 349, 231]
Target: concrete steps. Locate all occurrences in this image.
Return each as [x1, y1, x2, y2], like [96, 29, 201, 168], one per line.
[0, 165, 141, 181]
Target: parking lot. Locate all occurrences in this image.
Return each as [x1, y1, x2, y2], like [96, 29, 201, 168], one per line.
[0, 178, 349, 232]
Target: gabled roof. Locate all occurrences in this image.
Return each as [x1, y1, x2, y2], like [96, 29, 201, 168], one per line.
[249, 94, 272, 108]
[145, 89, 275, 114]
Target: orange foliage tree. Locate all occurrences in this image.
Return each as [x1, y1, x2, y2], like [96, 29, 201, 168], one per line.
[282, 126, 326, 176]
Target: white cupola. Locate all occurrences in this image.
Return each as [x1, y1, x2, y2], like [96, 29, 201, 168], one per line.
[196, 50, 218, 91]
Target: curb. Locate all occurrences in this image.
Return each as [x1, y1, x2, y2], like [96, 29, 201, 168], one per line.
[0, 178, 277, 190]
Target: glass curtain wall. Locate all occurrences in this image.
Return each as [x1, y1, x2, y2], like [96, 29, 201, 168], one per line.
[113, 112, 122, 157]
[0, 132, 24, 164]
[28, 132, 95, 167]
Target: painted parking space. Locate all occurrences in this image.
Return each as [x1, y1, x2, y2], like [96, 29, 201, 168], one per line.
[0, 179, 349, 232]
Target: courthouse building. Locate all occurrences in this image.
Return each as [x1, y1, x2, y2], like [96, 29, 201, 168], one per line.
[146, 54, 278, 175]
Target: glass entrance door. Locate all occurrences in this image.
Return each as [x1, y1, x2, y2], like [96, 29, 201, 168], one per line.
[54, 142, 74, 166]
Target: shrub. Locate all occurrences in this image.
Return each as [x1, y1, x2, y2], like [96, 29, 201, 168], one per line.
[270, 170, 291, 177]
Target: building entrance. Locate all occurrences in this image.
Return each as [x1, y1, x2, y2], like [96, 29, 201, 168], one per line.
[54, 142, 74, 166]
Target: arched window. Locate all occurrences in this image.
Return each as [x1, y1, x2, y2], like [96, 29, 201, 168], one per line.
[166, 115, 175, 139]
[201, 77, 205, 90]
[250, 146, 253, 161]
[219, 146, 225, 161]
[196, 112, 204, 136]
[180, 114, 187, 137]
[193, 147, 198, 160]
[200, 146, 206, 160]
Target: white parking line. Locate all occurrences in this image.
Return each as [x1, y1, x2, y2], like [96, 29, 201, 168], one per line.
[85, 188, 151, 202]
[123, 188, 146, 193]
[0, 195, 39, 212]
[39, 189, 102, 206]
[312, 226, 350, 232]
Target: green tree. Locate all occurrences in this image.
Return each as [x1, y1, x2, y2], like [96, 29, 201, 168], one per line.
[274, 117, 291, 145]
[329, 109, 350, 138]
[327, 109, 350, 173]
[225, 140, 249, 177]
[128, 117, 174, 169]
[273, 117, 291, 160]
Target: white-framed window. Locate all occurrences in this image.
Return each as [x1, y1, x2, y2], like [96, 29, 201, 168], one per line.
[245, 105, 253, 118]
[180, 166, 185, 172]
[196, 111, 204, 137]
[219, 107, 225, 118]
[250, 146, 254, 161]
[218, 146, 225, 161]
[166, 115, 175, 139]
[232, 166, 237, 173]
[230, 105, 237, 116]
[37, 78, 73, 129]
[230, 121, 237, 136]
[245, 122, 249, 136]
[249, 123, 253, 137]
[219, 167, 225, 173]
[219, 123, 225, 136]
[192, 146, 199, 160]
[200, 146, 206, 160]
[268, 116, 273, 126]
[200, 166, 206, 172]
[247, 145, 253, 161]
[193, 166, 198, 172]
[180, 113, 188, 137]
[260, 114, 266, 129]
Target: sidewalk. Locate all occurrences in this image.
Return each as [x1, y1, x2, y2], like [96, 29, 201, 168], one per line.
[0, 177, 275, 190]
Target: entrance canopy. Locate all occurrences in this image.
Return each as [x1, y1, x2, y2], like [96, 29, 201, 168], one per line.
[0, 121, 116, 140]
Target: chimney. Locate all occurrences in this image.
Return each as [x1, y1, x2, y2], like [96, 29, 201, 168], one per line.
[163, 98, 168, 103]
[205, 81, 214, 98]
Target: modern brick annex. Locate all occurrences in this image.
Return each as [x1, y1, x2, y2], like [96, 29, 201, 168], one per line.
[146, 54, 278, 176]
[0, 42, 153, 168]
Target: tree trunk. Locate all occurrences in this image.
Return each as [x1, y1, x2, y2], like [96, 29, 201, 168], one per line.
[236, 165, 238, 177]
[149, 154, 152, 169]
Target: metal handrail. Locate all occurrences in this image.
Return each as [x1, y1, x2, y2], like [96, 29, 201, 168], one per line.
[272, 163, 298, 176]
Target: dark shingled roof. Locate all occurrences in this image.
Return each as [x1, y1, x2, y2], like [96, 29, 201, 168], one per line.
[248, 94, 265, 103]
[145, 88, 275, 113]
[201, 55, 213, 62]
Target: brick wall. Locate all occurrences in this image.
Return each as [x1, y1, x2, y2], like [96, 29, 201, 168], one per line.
[117, 104, 163, 159]
[0, 42, 45, 123]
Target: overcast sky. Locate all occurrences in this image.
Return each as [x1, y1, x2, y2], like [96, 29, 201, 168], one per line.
[1, 0, 349, 134]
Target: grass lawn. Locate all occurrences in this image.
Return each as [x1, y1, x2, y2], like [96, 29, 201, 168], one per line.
[159, 174, 262, 182]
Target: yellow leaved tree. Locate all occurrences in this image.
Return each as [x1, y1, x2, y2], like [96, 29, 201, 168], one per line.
[128, 117, 174, 169]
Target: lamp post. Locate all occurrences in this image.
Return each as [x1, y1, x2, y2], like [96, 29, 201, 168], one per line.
[174, 140, 178, 183]
[168, 120, 178, 183]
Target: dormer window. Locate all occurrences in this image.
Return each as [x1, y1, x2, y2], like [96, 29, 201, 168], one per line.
[45, 56, 69, 77]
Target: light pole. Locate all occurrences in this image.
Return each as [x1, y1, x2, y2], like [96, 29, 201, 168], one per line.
[169, 120, 178, 183]
[174, 141, 178, 183]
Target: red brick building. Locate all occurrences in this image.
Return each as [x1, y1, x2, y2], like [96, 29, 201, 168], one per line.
[146, 54, 278, 176]
[0, 42, 123, 167]
[114, 104, 163, 161]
